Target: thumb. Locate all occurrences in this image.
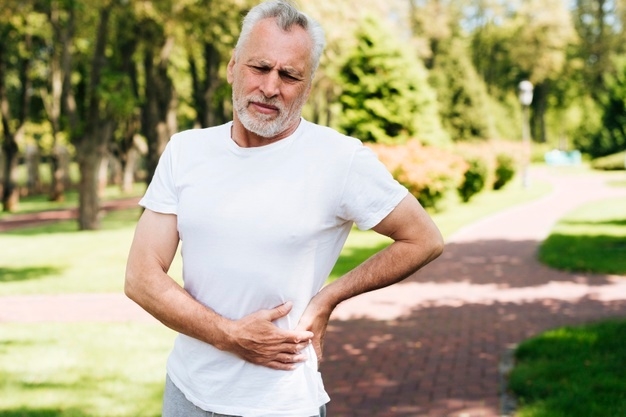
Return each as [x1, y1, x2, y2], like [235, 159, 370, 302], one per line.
[266, 301, 294, 321]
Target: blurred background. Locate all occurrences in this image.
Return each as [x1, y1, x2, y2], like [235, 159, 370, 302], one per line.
[0, 0, 624, 224]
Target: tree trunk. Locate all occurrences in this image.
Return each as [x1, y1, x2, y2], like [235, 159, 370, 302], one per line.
[142, 36, 178, 186]
[46, 0, 71, 202]
[121, 144, 139, 193]
[76, 120, 113, 230]
[75, 5, 114, 230]
[1, 135, 19, 212]
[49, 145, 68, 202]
[26, 144, 41, 195]
[77, 147, 104, 230]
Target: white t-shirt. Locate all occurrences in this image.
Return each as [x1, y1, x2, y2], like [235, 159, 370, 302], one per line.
[140, 119, 408, 416]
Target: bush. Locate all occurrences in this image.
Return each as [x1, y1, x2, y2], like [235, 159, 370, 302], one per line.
[494, 153, 516, 190]
[590, 151, 626, 171]
[367, 141, 467, 210]
[458, 157, 489, 202]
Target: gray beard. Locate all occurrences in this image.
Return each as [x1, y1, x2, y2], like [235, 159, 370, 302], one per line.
[233, 93, 304, 139]
[233, 96, 287, 138]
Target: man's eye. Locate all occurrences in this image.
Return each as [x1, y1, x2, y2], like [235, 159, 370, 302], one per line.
[281, 73, 300, 82]
[251, 66, 270, 73]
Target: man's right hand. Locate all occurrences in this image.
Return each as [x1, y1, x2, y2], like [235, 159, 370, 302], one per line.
[221, 301, 314, 370]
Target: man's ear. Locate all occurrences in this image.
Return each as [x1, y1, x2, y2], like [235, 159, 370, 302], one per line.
[226, 53, 236, 84]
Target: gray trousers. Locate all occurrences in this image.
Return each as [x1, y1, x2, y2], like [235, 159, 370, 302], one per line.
[163, 375, 327, 417]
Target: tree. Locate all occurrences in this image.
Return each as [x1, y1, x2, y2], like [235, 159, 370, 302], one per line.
[578, 56, 626, 157]
[469, 0, 576, 143]
[573, 0, 626, 96]
[408, 0, 494, 141]
[0, 3, 38, 212]
[42, 0, 75, 203]
[337, 15, 447, 145]
[429, 38, 495, 141]
[181, 0, 253, 129]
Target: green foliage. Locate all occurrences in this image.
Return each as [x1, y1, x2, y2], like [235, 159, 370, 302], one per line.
[538, 195, 626, 274]
[571, 94, 604, 154]
[458, 157, 489, 202]
[493, 153, 516, 190]
[337, 15, 447, 145]
[590, 151, 626, 171]
[575, 57, 626, 158]
[594, 57, 626, 157]
[429, 39, 495, 141]
[509, 320, 626, 417]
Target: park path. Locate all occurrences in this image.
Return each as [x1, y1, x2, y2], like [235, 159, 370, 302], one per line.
[1, 167, 626, 417]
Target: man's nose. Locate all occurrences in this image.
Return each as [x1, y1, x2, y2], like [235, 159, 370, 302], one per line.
[259, 71, 280, 98]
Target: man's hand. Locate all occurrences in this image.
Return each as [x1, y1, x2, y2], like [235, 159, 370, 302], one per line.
[223, 301, 314, 371]
[295, 296, 333, 366]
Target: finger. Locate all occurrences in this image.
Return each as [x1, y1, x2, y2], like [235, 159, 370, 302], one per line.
[265, 360, 299, 371]
[266, 301, 293, 321]
[276, 352, 307, 364]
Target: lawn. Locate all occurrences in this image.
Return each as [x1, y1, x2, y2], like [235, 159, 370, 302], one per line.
[538, 196, 626, 274]
[508, 319, 626, 417]
[0, 323, 174, 417]
[508, 177, 626, 417]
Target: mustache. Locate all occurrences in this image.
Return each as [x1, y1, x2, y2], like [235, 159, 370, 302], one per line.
[248, 96, 282, 109]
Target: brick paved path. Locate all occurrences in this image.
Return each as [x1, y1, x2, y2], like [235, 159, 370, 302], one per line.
[1, 167, 625, 417]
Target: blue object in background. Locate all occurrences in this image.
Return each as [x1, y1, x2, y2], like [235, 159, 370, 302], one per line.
[544, 149, 582, 166]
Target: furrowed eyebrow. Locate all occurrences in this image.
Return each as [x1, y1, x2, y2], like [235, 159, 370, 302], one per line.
[246, 59, 304, 80]
[280, 68, 304, 80]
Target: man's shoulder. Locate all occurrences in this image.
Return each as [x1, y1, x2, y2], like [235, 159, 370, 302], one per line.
[300, 119, 362, 150]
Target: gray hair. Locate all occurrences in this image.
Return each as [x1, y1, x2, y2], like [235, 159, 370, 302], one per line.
[235, 0, 326, 78]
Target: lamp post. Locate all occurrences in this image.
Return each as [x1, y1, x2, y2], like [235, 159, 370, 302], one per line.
[518, 80, 533, 188]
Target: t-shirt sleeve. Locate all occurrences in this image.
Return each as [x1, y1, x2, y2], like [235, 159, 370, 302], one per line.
[138, 139, 178, 214]
[337, 145, 409, 230]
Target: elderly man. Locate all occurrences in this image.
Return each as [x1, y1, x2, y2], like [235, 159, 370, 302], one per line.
[125, 1, 443, 416]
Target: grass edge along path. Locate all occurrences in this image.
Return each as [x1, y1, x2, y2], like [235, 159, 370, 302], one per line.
[509, 191, 626, 417]
[508, 319, 626, 417]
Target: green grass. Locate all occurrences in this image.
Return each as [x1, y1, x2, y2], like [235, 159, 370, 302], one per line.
[0, 323, 175, 417]
[0, 207, 183, 295]
[510, 180, 626, 417]
[538, 196, 626, 274]
[508, 319, 626, 417]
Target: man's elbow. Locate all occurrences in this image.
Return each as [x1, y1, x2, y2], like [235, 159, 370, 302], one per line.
[430, 234, 445, 260]
[421, 229, 445, 265]
[124, 265, 141, 302]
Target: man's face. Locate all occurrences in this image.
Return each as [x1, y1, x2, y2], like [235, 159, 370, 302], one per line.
[228, 18, 313, 140]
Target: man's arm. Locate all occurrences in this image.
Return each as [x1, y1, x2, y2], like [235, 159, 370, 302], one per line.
[296, 194, 444, 360]
[125, 209, 313, 370]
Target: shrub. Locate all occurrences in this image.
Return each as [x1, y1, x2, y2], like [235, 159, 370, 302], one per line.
[458, 157, 489, 202]
[590, 151, 626, 171]
[367, 141, 467, 210]
[493, 153, 516, 190]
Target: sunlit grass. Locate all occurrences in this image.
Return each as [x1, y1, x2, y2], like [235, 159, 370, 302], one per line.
[538, 196, 626, 274]
[0, 323, 174, 417]
[0, 207, 184, 295]
[509, 319, 626, 417]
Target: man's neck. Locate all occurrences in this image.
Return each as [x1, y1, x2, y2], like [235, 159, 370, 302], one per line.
[230, 118, 301, 148]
